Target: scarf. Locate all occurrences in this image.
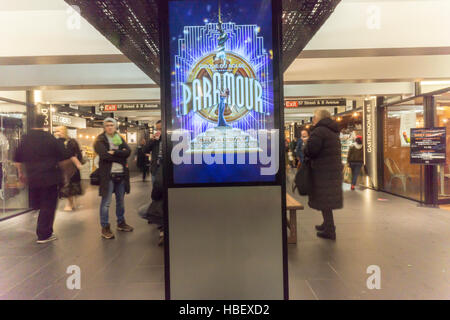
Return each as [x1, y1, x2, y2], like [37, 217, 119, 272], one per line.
[111, 133, 123, 146]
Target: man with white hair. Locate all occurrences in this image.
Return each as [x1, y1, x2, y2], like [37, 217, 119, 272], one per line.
[304, 108, 343, 240]
[94, 118, 133, 239]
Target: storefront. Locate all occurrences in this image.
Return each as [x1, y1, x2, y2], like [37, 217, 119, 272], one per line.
[0, 98, 31, 220]
[378, 88, 450, 205]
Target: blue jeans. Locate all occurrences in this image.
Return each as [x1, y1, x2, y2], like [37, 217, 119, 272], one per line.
[350, 163, 363, 186]
[100, 179, 125, 227]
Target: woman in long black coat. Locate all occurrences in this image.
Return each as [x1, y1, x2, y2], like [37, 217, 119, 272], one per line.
[304, 109, 343, 240]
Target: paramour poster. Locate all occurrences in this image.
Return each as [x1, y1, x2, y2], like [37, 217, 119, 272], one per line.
[168, 0, 278, 184]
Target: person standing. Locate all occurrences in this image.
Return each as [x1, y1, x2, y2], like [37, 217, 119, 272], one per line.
[94, 118, 133, 239]
[295, 129, 309, 168]
[144, 120, 162, 184]
[347, 136, 364, 190]
[54, 126, 83, 211]
[304, 109, 343, 240]
[135, 138, 150, 182]
[14, 114, 66, 243]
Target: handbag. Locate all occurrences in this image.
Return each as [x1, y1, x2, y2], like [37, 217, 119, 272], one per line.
[90, 168, 100, 186]
[343, 164, 352, 184]
[294, 158, 312, 196]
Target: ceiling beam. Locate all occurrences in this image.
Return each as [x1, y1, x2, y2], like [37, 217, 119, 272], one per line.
[297, 47, 450, 59]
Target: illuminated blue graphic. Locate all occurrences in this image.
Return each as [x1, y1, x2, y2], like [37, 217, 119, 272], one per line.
[169, 0, 276, 184]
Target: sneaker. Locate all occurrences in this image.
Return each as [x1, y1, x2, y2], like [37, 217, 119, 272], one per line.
[36, 234, 57, 244]
[117, 221, 134, 232]
[351, 185, 355, 190]
[101, 225, 115, 239]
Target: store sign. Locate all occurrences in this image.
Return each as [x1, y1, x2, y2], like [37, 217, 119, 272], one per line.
[100, 104, 159, 112]
[37, 104, 52, 131]
[410, 128, 446, 164]
[285, 101, 299, 108]
[363, 99, 378, 188]
[167, 0, 279, 184]
[52, 113, 86, 129]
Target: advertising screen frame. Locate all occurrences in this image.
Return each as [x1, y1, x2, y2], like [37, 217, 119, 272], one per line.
[159, 0, 287, 300]
[160, 0, 285, 189]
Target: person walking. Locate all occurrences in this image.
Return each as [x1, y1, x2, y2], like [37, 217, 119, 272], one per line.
[304, 109, 343, 240]
[347, 136, 364, 190]
[136, 138, 150, 182]
[94, 118, 134, 239]
[54, 126, 83, 211]
[144, 120, 162, 184]
[14, 114, 66, 243]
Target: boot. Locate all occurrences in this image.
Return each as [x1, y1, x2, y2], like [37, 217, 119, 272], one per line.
[315, 223, 325, 231]
[317, 226, 336, 240]
[101, 224, 115, 239]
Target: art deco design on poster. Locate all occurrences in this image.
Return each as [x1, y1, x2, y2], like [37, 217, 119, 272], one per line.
[172, 2, 272, 154]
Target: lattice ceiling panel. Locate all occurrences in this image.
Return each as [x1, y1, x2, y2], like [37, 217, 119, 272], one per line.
[65, 0, 340, 85]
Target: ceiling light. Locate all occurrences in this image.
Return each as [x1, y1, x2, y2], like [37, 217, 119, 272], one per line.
[421, 80, 450, 86]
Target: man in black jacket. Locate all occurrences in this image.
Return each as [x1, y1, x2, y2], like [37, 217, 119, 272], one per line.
[14, 114, 66, 243]
[144, 120, 162, 184]
[94, 118, 133, 239]
[304, 109, 343, 240]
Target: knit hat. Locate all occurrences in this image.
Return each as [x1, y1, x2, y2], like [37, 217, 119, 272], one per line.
[103, 117, 117, 127]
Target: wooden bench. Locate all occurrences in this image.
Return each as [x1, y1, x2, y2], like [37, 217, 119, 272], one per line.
[286, 193, 304, 244]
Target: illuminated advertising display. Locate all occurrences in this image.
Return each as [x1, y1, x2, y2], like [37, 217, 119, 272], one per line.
[410, 127, 446, 164]
[167, 0, 280, 185]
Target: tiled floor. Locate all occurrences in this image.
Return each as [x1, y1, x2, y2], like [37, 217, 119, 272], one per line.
[286, 171, 450, 300]
[0, 174, 449, 300]
[0, 177, 165, 300]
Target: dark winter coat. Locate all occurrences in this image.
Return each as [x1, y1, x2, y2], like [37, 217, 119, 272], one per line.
[144, 138, 161, 175]
[136, 145, 149, 170]
[94, 132, 131, 197]
[304, 118, 343, 211]
[347, 145, 364, 163]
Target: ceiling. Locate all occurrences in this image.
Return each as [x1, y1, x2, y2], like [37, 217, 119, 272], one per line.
[64, 0, 341, 85]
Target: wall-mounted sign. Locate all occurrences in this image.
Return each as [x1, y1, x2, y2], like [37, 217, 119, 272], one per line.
[410, 127, 446, 165]
[167, 0, 279, 185]
[284, 99, 346, 108]
[52, 113, 86, 129]
[363, 99, 378, 188]
[297, 99, 346, 107]
[100, 103, 159, 112]
[285, 101, 299, 108]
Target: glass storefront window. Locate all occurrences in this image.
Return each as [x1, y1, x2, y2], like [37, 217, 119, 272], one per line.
[0, 101, 29, 220]
[383, 98, 424, 201]
[435, 92, 450, 201]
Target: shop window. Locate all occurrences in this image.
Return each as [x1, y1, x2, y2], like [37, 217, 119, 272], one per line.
[0, 102, 29, 219]
[435, 95, 450, 201]
[383, 99, 424, 201]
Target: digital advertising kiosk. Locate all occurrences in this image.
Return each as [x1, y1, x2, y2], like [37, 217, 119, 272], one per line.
[159, 0, 287, 299]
